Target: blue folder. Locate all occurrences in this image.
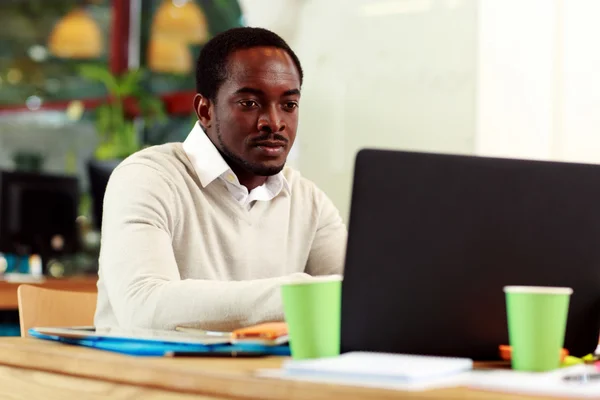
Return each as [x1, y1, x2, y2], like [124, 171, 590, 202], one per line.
[29, 328, 291, 357]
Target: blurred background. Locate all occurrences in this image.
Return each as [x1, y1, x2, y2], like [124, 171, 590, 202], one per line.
[0, 0, 599, 295]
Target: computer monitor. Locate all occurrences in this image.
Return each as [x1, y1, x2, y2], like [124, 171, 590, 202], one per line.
[341, 149, 600, 360]
[87, 159, 120, 230]
[0, 170, 80, 270]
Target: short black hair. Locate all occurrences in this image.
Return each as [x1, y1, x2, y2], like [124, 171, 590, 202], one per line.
[195, 27, 304, 101]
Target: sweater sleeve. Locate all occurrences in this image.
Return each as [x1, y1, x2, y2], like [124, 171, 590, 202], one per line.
[305, 187, 348, 276]
[99, 162, 312, 331]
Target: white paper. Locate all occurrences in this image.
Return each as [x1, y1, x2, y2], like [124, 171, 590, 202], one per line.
[283, 352, 473, 381]
[255, 368, 470, 392]
[468, 365, 600, 398]
[255, 352, 472, 392]
[257, 353, 600, 397]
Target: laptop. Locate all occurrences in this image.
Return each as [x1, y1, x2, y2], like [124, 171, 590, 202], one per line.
[341, 149, 600, 360]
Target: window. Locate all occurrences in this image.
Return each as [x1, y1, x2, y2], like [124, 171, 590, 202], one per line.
[0, 0, 244, 175]
[140, 0, 243, 95]
[138, 0, 243, 143]
[0, 0, 112, 107]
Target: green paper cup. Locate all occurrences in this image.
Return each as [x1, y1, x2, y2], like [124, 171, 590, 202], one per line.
[281, 275, 342, 360]
[504, 286, 572, 372]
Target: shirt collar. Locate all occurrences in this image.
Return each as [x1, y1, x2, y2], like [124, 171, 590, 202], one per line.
[182, 122, 290, 193]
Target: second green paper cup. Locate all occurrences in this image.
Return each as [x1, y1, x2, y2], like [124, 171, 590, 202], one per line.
[504, 285, 572, 372]
[281, 276, 342, 360]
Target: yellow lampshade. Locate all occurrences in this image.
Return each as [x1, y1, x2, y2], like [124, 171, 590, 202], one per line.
[147, 35, 193, 74]
[151, 0, 209, 45]
[48, 8, 103, 59]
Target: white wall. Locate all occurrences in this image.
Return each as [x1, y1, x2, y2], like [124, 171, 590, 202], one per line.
[475, 0, 557, 160]
[240, 0, 600, 221]
[476, 0, 600, 165]
[559, 0, 600, 163]
[241, 0, 479, 221]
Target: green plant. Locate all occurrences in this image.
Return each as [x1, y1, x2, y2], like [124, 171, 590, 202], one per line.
[78, 64, 166, 160]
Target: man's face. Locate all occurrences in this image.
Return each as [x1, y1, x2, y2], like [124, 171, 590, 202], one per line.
[200, 47, 301, 176]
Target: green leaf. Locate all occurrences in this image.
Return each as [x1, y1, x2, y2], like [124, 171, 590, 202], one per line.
[94, 104, 116, 139]
[117, 122, 140, 157]
[137, 96, 167, 124]
[78, 63, 171, 158]
[118, 69, 144, 97]
[95, 142, 118, 160]
[78, 64, 120, 96]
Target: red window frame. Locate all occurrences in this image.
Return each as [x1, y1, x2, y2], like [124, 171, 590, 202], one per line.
[0, 0, 195, 116]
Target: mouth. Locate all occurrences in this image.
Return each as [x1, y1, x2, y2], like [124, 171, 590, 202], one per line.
[253, 140, 287, 157]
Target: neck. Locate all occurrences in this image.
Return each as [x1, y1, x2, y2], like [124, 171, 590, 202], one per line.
[229, 164, 267, 191]
[213, 144, 269, 191]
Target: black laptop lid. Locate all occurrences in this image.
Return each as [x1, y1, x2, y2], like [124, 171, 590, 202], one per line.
[341, 149, 600, 359]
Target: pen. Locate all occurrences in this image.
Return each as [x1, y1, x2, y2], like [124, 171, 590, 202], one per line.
[164, 350, 265, 358]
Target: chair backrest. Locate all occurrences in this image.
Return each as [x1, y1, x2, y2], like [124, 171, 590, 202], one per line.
[17, 285, 97, 337]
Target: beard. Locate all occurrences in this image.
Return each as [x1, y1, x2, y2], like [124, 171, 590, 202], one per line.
[215, 120, 286, 177]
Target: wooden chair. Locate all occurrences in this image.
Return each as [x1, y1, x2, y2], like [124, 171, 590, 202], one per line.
[17, 284, 97, 337]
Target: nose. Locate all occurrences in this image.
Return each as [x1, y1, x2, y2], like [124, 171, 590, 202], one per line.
[257, 105, 286, 133]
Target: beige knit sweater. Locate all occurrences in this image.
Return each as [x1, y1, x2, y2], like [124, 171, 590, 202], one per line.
[94, 143, 347, 331]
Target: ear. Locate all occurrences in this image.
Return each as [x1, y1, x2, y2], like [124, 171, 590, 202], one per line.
[193, 94, 213, 129]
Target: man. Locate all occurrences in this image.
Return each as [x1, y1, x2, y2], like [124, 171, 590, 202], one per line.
[94, 27, 347, 332]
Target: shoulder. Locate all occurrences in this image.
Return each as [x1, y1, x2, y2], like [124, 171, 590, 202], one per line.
[283, 166, 315, 194]
[111, 143, 197, 186]
[102, 145, 187, 232]
[116, 143, 192, 177]
[282, 166, 335, 207]
[107, 143, 195, 197]
[282, 166, 345, 228]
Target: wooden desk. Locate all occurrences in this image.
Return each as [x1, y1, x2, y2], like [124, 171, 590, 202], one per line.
[0, 276, 97, 310]
[0, 337, 557, 400]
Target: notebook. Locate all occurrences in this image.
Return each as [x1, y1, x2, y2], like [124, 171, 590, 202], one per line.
[256, 352, 472, 392]
[283, 352, 473, 382]
[29, 326, 291, 357]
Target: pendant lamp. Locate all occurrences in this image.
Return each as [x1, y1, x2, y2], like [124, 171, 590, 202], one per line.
[48, 8, 103, 59]
[151, 0, 209, 45]
[147, 34, 193, 74]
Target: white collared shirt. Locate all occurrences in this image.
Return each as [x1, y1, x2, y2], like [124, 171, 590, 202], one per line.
[182, 123, 290, 208]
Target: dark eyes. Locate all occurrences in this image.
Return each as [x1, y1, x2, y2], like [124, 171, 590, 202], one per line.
[239, 100, 259, 108]
[283, 102, 298, 111]
[237, 100, 299, 111]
